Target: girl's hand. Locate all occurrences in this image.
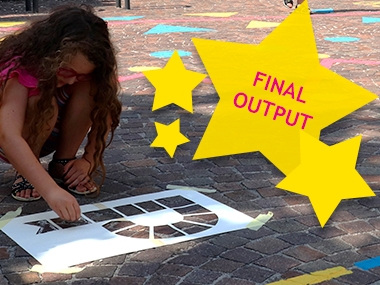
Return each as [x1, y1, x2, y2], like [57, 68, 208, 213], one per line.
[63, 158, 95, 192]
[43, 186, 81, 221]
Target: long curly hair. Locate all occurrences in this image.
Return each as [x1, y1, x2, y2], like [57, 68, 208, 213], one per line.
[0, 4, 122, 193]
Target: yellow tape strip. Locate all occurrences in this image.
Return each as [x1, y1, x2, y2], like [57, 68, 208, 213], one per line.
[166, 184, 216, 193]
[30, 264, 84, 274]
[0, 207, 22, 229]
[93, 203, 107, 210]
[151, 239, 165, 247]
[267, 266, 352, 284]
[246, 212, 273, 231]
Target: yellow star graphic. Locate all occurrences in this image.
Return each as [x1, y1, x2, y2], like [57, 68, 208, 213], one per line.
[277, 132, 375, 227]
[143, 50, 206, 113]
[150, 119, 190, 158]
[192, 1, 377, 175]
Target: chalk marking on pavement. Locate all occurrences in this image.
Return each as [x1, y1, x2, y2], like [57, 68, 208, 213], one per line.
[355, 256, 380, 270]
[267, 266, 352, 284]
[320, 58, 380, 69]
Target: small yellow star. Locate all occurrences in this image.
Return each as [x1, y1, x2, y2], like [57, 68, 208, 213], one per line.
[151, 119, 190, 158]
[143, 51, 206, 113]
[277, 132, 375, 227]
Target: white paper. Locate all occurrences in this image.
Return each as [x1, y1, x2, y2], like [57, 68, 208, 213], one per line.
[2, 190, 254, 269]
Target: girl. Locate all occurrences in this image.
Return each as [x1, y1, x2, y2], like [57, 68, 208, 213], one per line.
[0, 5, 122, 221]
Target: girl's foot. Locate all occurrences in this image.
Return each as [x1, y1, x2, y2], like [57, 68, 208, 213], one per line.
[11, 173, 41, 201]
[283, 0, 294, 8]
[48, 158, 97, 195]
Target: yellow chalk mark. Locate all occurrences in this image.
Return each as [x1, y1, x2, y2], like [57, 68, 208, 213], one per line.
[246, 20, 280, 29]
[318, 53, 330, 59]
[267, 266, 352, 284]
[129, 66, 161, 72]
[0, 21, 25, 27]
[151, 239, 165, 246]
[93, 203, 107, 210]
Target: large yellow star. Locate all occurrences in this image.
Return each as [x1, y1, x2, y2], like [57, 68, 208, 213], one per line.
[143, 51, 206, 113]
[192, 1, 377, 175]
[277, 132, 375, 227]
[151, 119, 190, 158]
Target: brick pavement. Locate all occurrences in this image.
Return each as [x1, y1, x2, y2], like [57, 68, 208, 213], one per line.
[1, 0, 380, 284]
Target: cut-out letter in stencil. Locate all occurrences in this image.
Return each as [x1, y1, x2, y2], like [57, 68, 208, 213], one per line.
[1, 190, 267, 269]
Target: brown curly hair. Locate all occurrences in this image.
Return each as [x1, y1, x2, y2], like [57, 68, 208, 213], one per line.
[0, 4, 122, 192]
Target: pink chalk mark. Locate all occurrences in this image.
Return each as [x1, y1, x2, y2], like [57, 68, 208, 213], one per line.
[118, 73, 145, 82]
[320, 58, 380, 69]
[202, 77, 212, 84]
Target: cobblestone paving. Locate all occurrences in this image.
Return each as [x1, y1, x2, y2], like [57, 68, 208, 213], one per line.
[2, 0, 380, 284]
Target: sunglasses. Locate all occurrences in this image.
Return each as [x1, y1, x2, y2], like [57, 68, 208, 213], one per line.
[57, 67, 92, 82]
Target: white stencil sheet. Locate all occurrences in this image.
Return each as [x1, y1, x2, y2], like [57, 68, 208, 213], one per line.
[2, 190, 255, 269]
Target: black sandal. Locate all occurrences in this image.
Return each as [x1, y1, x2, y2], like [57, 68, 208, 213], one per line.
[283, 0, 294, 8]
[48, 156, 97, 195]
[11, 173, 41, 202]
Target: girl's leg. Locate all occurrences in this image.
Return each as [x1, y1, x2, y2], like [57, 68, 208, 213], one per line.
[15, 96, 59, 199]
[49, 81, 95, 192]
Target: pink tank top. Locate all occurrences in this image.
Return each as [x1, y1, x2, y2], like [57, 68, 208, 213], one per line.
[0, 61, 39, 97]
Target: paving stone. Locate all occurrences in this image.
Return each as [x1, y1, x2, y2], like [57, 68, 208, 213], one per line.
[342, 233, 380, 248]
[130, 247, 172, 262]
[214, 277, 256, 285]
[358, 244, 380, 258]
[0, 247, 9, 260]
[5, 273, 40, 285]
[0, 258, 30, 274]
[338, 221, 375, 234]
[109, 276, 146, 285]
[187, 243, 226, 258]
[72, 280, 110, 285]
[266, 219, 308, 233]
[201, 257, 243, 273]
[144, 274, 180, 285]
[231, 265, 275, 283]
[325, 251, 366, 268]
[157, 264, 193, 277]
[283, 245, 326, 262]
[278, 232, 322, 245]
[308, 226, 346, 239]
[41, 273, 72, 282]
[119, 262, 160, 277]
[296, 259, 337, 273]
[169, 254, 209, 266]
[221, 247, 262, 263]
[309, 238, 352, 254]
[245, 237, 291, 255]
[75, 266, 117, 278]
[182, 269, 223, 284]
[254, 255, 301, 273]
[338, 268, 380, 285]
[210, 234, 250, 249]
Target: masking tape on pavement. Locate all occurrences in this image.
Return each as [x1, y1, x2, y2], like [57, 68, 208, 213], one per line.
[0, 207, 22, 229]
[246, 212, 273, 231]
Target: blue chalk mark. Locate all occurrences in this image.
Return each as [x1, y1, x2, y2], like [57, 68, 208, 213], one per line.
[144, 24, 215, 35]
[311, 8, 333, 14]
[355, 257, 380, 270]
[363, 17, 380, 24]
[150, 50, 192, 58]
[324, 37, 360, 42]
[102, 16, 144, 21]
